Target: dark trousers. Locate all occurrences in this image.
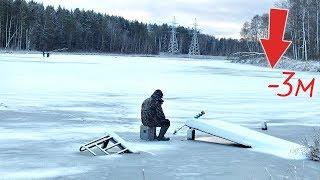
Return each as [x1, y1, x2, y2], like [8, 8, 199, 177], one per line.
[157, 119, 170, 139]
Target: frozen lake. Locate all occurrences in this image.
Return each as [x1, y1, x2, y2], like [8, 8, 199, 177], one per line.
[0, 54, 319, 179]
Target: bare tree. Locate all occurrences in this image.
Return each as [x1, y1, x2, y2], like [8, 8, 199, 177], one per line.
[301, 0, 308, 60]
[316, 0, 320, 56]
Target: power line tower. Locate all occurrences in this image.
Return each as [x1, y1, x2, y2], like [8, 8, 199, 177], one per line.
[189, 18, 200, 56]
[168, 17, 179, 54]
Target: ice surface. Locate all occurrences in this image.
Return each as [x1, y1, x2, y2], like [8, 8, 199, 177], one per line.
[1, 167, 92, 179]
[0, 53, 319, 179]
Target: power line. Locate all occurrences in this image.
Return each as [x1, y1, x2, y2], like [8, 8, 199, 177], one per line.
[168, 16, 179, 54]
[189, 18, 200, 56]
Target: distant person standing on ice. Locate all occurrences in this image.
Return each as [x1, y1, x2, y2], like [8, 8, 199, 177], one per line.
[141, 90, 170, 141]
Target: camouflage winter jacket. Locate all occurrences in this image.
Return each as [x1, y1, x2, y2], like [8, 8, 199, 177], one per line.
[141, 91, 166, 127]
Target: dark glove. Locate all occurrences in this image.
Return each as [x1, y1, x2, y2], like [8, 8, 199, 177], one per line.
[158, 99, 164, 104]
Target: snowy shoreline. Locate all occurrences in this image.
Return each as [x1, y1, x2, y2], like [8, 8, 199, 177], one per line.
[229, 56, 320, 72]
[0, 49, 224, 60]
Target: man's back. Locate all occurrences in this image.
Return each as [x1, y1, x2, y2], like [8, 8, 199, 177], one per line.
[141, 97, 154, 126]
[141, 90, 166, 127]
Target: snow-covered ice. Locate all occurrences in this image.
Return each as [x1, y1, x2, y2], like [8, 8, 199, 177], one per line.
[0, 53, 319, 179]
[2, 167, 92, 179]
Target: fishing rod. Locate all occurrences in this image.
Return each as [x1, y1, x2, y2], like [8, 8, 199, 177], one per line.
[173, 111, 205, 135]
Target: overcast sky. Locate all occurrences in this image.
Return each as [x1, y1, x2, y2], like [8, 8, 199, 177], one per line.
[31, 0, 277, 39]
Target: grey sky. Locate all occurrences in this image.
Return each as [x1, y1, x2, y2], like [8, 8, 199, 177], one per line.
[32, 0, 277, 38]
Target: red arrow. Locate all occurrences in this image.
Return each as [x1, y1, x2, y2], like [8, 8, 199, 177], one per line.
[260, 8, 292, 68]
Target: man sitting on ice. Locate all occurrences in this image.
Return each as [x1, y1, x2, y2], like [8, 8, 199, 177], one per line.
[141, 90, 170, 141]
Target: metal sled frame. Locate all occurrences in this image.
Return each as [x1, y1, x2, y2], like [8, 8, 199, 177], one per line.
[186, 126, 251, 148]
[79, 134, 134, 156]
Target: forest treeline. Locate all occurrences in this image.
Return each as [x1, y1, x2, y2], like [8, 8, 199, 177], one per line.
[0, 0, 250, 55]
[241, 0, 320, 60]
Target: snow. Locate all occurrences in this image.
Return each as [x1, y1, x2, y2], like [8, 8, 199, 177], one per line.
[0, 53, 319, 179]
[1, 167, 92, 179]
[231, 57, 320, 72]
[106, 131, 173, 153]
[186, 119, 306, 160]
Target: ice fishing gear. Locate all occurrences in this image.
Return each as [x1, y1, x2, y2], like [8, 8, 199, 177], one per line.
[173, 111, 205, 135]
[261, 121, 268, 131]
[194, 111, 205, 119]
[173, 125, 186, 135]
